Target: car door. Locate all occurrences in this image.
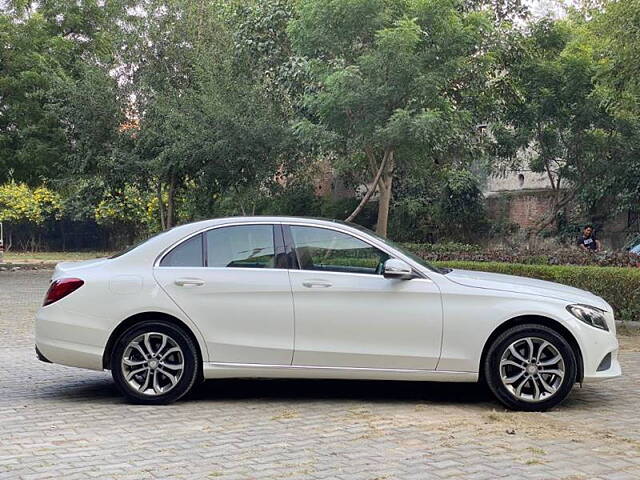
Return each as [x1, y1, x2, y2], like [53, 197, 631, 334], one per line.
[153, 223, 295, 365]
[286, 224, 443, 370]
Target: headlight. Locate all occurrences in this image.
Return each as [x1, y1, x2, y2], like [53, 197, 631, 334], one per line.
[566, 304, 609, 331]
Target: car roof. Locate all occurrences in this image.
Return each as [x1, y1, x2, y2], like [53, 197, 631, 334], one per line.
[179, 215, 346, 226]
[121, 216, 365, 263]
[165, 216, 360, 235]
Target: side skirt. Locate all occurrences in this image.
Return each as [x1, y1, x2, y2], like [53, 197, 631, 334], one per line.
[203, 362, 478, 382]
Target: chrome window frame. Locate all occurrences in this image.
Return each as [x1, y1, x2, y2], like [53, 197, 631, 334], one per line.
[154, 221, 280, 270]
[154, 219, 430, 280]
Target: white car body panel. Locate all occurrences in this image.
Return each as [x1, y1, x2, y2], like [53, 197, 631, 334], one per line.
[154, 266, 295, 365]
[34, 216, 621, 387]
[289, 270, 442, 369]
[37, 255, 209, 371]
[202, 362, 477, 382]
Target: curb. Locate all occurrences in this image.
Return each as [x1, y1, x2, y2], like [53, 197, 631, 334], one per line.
[0, 262, 56, 271]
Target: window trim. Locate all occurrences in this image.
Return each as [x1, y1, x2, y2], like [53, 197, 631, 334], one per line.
[155, 222, 282, 270]
[154, 220, 429, 279]
[284, 223, 393, 277]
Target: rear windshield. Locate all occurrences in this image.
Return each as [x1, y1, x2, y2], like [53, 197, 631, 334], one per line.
[109, 230, 168, 259]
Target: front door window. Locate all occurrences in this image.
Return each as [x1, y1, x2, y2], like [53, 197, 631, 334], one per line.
[290, 226, 389, 275]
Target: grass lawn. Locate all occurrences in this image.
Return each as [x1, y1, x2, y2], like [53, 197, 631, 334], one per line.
[3, 251, 114, 263]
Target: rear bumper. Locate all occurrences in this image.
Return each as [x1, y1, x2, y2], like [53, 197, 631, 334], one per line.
[35, 304, 106, 371]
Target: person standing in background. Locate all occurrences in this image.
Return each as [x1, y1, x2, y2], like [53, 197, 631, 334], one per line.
[577, 224, 601, 252]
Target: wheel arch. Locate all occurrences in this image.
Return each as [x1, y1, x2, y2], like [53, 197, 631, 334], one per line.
[479, 315, 584, 383]
[102, 311, 204, 370]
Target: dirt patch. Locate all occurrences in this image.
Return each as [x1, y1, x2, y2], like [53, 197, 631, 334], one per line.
[618, 334, 640, 352]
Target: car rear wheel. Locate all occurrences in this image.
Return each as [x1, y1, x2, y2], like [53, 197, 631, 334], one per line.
[484, 324, 577, 411]
[111, 321, 199, 404]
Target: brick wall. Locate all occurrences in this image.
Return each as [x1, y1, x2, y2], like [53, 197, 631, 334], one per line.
[487, 190, 556, 230]
[486, 190, 637, 249]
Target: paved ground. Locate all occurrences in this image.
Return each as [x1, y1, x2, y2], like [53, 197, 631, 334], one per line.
[1, 271, 640, 480]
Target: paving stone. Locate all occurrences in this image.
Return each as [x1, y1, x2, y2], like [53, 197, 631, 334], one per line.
[1, 271, 639, 479]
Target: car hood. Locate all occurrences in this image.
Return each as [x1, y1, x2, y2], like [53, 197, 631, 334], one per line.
[445, 268, 609, 309]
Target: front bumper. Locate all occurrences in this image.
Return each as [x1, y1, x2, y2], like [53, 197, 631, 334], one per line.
[582, 347, 621, 382]
[35, 346, 52, 363]
[577, 308, 621, 383]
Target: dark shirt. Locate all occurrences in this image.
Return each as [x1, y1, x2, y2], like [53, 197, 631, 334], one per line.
[577, 235, 597, 250]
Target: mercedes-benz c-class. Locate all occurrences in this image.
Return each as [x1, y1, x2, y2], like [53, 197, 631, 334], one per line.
[35, 217, 620, 410]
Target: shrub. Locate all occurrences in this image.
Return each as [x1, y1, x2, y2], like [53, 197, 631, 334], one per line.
[0, 182, 62, 250]
[436, 261, 640, 322]
[402, 242, 482, 255]
[403, 243, 640, 268]
[0, 182, 61, 224]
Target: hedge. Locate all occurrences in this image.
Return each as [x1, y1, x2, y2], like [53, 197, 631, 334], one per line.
[403, 243, 640, 268]
[435, 261, 640, 322]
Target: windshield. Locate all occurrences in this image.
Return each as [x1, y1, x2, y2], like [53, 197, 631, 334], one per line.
[340, 221, 449, 274]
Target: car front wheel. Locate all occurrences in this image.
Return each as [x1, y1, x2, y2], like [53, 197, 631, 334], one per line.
[484, 324, 578, 411]
[111, 321, 199, 404]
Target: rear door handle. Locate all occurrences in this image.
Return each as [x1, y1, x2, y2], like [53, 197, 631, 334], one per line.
[175, 278, 205, 287]
[302, 280, 333, 288]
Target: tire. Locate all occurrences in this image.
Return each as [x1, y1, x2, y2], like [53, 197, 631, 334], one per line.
[111, 320, 199, 405]
[484, 324, 578, 411]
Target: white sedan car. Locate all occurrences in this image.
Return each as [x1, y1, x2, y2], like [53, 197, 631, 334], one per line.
[35, 217, 620, 410]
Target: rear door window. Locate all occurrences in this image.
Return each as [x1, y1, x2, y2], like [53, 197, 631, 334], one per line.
[159, 233, 204, 267]
[206, 225, 276, 269]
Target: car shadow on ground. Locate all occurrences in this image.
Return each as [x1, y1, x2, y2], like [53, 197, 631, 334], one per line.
[37, 371, 609, 412]
[36, 374, 496, 407]
[189, 378, 497, 407]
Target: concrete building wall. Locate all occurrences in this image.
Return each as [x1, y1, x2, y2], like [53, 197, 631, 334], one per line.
[485, 170, 553, 194]
[483, 171, 638, 249]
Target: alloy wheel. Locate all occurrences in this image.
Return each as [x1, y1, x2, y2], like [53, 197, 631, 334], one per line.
[120, 332, 185, 396]
[499, 336, 565, 403]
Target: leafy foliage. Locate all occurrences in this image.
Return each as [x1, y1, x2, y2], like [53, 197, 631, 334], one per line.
[290, 0, 495, 235]
[491, 17, 640, 232]
[2, 0, 640, 251]
[405, 243, 640, 267]
[0, 183, 61, 224]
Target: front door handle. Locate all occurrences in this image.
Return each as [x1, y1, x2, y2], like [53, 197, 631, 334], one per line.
[302, 280, 333, 288]
[175, 278, 205, 287]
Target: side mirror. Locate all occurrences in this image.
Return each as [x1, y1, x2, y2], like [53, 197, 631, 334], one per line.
[383, 258, 414, 280]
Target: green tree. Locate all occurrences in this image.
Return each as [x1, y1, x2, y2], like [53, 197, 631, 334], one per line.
[492, 18, 639, 232]
[289, 0, 494, 236]
[116, 0, 295, 227]
[0, 182, 61, 249]
[589, 0, 640, 212]
[0, 1, 128, 185]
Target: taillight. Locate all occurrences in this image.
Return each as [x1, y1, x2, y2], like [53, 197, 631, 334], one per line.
[43, 278, 84, 306]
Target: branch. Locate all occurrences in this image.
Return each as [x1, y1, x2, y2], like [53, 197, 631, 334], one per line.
[530, 188, 578, 236]
[345, 149, 390, 223]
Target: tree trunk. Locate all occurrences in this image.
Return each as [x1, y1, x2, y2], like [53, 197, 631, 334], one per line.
[345, 148, 392, 223]
[166, 176, 176, 228]
[60, 222, 66, 251]
[375, 152, 394, 237]
[157, 180, 166, 231]
[530, 188, 577, 236]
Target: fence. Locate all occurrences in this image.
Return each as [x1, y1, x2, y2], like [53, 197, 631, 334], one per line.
[0, 219, 142, 253]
